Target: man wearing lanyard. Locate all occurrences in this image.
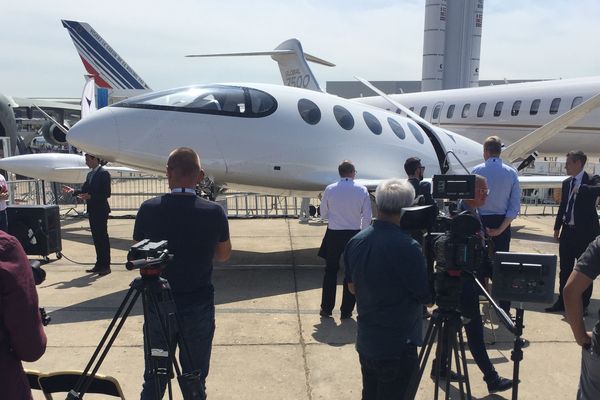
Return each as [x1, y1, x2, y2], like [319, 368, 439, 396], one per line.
[318, 160, 372, 320]
[546, 150, 600, 314]
[133, 147, 231, 399]
[63, 153, 112, 276]
[471, 136, 521, 313]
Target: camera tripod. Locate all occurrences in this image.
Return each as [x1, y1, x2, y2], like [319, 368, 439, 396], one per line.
[404, 298, 473, 399]
[404, 271, 521, 400]
[66, 268, 204, 400]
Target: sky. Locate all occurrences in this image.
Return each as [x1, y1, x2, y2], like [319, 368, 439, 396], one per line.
[1, 0, 599, 98]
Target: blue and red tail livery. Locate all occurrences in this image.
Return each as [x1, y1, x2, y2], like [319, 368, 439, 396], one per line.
[62, 20, 151, 95]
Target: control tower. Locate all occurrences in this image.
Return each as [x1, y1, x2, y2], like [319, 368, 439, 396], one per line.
[421, 0, 484, 91]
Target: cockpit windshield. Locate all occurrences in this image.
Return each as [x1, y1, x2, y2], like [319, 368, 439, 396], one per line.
[113, 85, 277, 117]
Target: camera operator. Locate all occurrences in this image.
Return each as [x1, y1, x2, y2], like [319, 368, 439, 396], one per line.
[442, 174, 513, 394]
[343, 179, 431, 399]
[564, 236, 600, 399]
[0, 230, 47, 399]
[133, 147, 231, 400]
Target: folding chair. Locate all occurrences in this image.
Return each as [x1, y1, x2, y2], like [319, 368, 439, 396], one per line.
[38, 370, 125, 399]
[25, 369, 51, 400]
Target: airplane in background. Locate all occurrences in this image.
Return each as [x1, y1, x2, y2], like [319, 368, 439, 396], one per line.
[61, 19, 151, 101]
[0, 78, 137, 183]
[196, 40, 600, 158]
[357, 77, 600, 157]
[63, 81, 592, 197]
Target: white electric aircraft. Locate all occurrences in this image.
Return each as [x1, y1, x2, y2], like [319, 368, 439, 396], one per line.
[197, 40, 600, 157]
[64, 82, 587, 196]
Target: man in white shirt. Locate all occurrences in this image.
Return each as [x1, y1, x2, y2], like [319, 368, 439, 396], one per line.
[318, 160, 372, 319]
[0, 173, 8, 231]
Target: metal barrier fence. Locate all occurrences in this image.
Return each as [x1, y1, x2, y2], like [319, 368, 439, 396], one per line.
[5, 177, 315, 218]
[8, 176, 576, 218]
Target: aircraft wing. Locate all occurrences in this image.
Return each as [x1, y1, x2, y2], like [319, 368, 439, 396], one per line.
[518, 175, 566, 189]
[354, 178, 384, 192]
[356, 175, 565, 196]
[11, 97, 81, 111]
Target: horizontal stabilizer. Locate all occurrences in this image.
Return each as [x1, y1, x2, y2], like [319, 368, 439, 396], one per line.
[187, 38, 334, 92]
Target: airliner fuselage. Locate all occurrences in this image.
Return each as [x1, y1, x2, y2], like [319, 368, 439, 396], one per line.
[356, 77, 600, 157]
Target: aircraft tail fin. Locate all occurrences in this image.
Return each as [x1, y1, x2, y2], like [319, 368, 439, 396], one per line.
[81, 75, 97, 119]
[61, 19, 151, 97]
[186, 38, 334, 92]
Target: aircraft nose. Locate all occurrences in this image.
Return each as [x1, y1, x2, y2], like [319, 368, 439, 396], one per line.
[67, 107, 120, 161]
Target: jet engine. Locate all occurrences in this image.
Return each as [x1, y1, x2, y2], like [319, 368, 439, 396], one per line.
[41, 121, 68, 146]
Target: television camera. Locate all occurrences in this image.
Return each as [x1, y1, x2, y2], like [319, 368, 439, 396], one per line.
[126, 239, 173, 276]
[402, 174, 556, 400]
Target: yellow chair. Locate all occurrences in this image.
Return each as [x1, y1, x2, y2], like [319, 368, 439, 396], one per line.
[25, 369, 52, 400]
[37, 370, 125, 399]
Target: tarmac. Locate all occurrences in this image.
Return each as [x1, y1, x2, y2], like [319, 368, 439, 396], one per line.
[23, 209, 599, 399]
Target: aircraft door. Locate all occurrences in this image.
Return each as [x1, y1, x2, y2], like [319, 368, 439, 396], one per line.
[431, 102, 444, 125]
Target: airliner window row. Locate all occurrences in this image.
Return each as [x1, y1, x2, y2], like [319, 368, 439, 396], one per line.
[298, 99, 423, 144]
[412, 96, 585, 120]
[113, 85, 278, 117]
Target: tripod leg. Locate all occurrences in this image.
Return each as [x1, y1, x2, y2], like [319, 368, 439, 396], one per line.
[404, 316, 441, 400]
[456, 326, 472, 400]
[451, 329, 466, 400]
[443, 319, 454, 400]
[69, 283, 142, 398]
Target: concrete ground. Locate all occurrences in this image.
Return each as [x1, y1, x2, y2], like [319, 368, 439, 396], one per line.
[23, 213, 597, 399]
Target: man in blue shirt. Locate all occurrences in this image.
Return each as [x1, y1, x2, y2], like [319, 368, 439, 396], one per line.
[344, 179, 430, 400]
[472, 136, 521, 313]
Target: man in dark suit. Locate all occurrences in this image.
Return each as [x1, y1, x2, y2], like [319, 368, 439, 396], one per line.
[547, 150, 600, 313]
[404, 157, 434, 206]
[63, 153, 112, 276]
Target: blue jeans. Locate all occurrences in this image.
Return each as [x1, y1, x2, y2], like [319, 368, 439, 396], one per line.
[359, 345, 418, 400]
[140, 297, 215, 400]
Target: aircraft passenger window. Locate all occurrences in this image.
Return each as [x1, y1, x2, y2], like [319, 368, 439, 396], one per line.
[334, 105, 354, 130]
[446, 105, 455, 119]
[530, 99, 541, 115]
[477, 103, 486, 118]
[571, 96, 583, 109]
[511, 100, 522, 116]
[494, 101, 504, 117]
[419, 106, 427, 118]
[461, 104, 470, 118]
[297, 99, 321, 125]
[432, 105, 442, 120]
[408, 122, 425, 144]
[550, 98, 561, 115]
[363, 112, 382, 135]
[388, 118, 405, 139]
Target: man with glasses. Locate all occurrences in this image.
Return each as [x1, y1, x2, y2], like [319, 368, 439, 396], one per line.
[546, 150, 600, 314]
[438, 175, 513, 394]
[404, 157, 434, 206]
[472, 136, 521, 313]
